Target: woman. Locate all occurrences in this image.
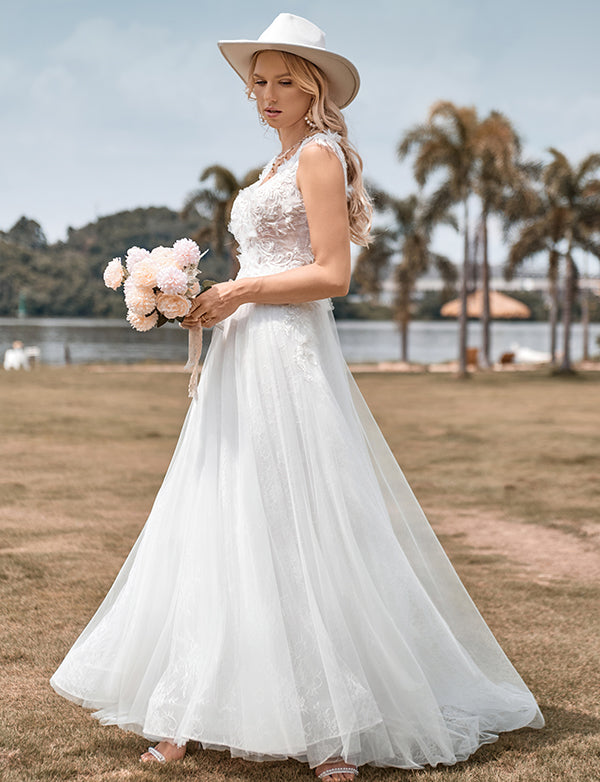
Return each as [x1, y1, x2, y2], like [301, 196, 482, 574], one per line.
[50, 13, 544, 782]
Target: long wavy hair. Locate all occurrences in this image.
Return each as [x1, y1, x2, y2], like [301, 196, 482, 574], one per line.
[246, 50, 372, 246]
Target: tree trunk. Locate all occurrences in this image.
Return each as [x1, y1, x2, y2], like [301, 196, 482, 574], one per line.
[481, 208, 491, 368]
[582, 284, 589, 362]
[458, 198, 469, 377]
[549, 277, 558, 366]
[400, 320, 409, 363]
[559, 245, 575, 372]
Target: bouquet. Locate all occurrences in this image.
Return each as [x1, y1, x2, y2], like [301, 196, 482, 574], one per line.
[103, 239, 215, 397]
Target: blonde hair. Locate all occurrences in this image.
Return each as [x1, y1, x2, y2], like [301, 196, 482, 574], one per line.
[246, 50, 372, 246]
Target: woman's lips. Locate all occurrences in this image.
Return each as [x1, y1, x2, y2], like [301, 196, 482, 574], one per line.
[264, 109, 281, 118]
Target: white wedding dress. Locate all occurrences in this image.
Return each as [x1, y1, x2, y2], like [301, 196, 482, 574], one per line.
[50, 130, 544, 769]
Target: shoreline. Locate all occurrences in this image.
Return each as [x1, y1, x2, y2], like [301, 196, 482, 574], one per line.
[65, 359, 600, 374]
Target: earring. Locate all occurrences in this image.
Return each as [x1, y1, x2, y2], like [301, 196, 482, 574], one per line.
[305, 112, 317, 130]
[259, 112, 268, 126]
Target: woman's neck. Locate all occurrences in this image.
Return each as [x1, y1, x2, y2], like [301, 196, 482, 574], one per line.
[277, 124, 315, 154]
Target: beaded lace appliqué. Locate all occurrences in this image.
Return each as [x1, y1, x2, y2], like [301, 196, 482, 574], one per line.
[228, 131, 346, 378]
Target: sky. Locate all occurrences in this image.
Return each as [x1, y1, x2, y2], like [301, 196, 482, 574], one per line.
[2, 0, 600, 270]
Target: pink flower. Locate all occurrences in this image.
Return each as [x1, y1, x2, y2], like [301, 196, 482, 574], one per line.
[125, 285, 156, 315]
[130, 259, 158, 288]
[173, 238, 201, 268]
[156, 292, 191, 319]
[156, 264, 188, 295]
[123, 276, 136, 294]
[150, 246, 175, 266]
[127, 309, 158, 332]
[125, 246, 150, 273]
[103, 258, 124, 289]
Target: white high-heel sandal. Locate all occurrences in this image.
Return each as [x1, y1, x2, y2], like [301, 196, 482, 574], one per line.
[316, 757, 359, 780]
[139, 741, 186, 763]
[141, 745, 166, 763]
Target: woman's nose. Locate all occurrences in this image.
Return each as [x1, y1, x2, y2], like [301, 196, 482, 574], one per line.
[264, 82, 277, 102]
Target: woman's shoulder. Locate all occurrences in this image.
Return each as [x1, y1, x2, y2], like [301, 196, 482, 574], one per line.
[300, 129, 344, 157]
[298, 130, 348, 182]
[298, 130, 349, 194]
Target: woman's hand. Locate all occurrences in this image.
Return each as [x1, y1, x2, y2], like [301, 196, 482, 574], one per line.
[181, 279, 241, 329]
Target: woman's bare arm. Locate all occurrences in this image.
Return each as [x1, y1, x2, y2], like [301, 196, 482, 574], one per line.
[182, 143, 351, 328]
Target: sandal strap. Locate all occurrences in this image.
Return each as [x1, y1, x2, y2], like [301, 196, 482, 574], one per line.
[146, 746, 166, 762]
[317, 767, 359, 779]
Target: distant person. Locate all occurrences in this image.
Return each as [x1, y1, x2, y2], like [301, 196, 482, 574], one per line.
[3, 340, 29, 370]
[50, 13, 544, 781]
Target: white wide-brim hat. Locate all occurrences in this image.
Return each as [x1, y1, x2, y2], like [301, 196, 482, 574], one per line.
[218, 13, 360, 109]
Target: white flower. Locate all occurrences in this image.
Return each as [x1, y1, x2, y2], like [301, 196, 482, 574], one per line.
[126, 309, 158, 332]
[172, 238, 201, 268]
[103, 258, 124, 289]
[150, 246, 175, 266]
[124, 285, 156, 315]
[130, 259, 158, 288]
[156, 264, 188, 295]
[125, 246, 150, 273]
[156, 293, 191, 319]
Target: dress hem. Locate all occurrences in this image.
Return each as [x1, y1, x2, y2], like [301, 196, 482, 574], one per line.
[49, 678, 543, 771]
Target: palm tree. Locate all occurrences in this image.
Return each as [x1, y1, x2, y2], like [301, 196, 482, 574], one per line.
[398, 102, 480, 376]
[472, 111, 523, 367]
[355, 188, 457, 362]
[504, 189, 563, 365]
[182, 164, 262, 277]
[354, 229, 394, 304]
[505, 149, 600, 372]
[545, 149, 600, 371]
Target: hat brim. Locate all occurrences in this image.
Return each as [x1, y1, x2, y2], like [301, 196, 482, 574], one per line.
[217, 39, 360, 109]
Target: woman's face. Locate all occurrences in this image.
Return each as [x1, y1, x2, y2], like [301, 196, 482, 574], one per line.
[251, 51, 312, 135]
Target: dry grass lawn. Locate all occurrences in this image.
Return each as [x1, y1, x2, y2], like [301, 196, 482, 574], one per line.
[0, 365, 599, 782]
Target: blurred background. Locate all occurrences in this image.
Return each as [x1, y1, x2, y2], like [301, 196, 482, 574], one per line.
[2, 0, 600, 370]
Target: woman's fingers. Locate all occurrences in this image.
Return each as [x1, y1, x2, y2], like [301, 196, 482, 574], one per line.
[188, 297, 205, 316]
[181, 282, 236, 329]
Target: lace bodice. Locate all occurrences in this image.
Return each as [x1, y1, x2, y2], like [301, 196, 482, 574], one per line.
[229, 130, 348, 279]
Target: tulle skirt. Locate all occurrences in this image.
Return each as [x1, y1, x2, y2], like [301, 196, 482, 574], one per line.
[50, 298, 544, 769]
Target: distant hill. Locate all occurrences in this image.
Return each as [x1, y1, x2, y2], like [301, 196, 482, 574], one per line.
[0, 208, 227, 318]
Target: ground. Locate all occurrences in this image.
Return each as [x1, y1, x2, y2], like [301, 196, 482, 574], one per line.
[0, 365, 598, 781]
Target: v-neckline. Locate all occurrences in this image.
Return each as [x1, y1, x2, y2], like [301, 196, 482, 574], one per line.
[257, 133, 320, 189]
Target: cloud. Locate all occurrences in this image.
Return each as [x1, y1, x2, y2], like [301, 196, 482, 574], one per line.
[1, 15, 267, 241]
[3, 1, 600, 252]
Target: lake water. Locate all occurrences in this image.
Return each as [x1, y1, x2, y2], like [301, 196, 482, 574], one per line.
[1, 317, 598, 365]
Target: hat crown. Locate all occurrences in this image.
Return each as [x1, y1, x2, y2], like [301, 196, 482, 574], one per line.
[258, 13, 326, 51]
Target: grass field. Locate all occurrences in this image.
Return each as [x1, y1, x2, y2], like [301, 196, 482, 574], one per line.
[0, 365, 599, 782]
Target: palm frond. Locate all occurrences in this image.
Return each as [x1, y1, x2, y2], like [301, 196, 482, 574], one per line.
[432, 253, 458, 283]
[505, 220, 550, 279]
[577, 152, 600, 183]
[200, 165, 239, 196]
[397, 124, 430, 160]
[240, 167, 264, 189]
[353, 228, 395, 298]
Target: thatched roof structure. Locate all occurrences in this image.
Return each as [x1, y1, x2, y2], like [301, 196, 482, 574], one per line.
[441, 290, 531, 319]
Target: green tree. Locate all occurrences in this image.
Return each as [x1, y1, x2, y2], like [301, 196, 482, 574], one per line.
[3, 217, 47, 249]
[355, 189, 457, 362]
[398, 102, 480, 376]
[504, 192, 562, 365]
[505, 149, 600, 371]
[354, 230, 394, 304]
[399, 102, 531, 372]
[472, 111, 523, 367]
[0, 207, 214, 318]
[182, 165, 262, 279]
